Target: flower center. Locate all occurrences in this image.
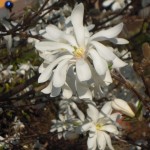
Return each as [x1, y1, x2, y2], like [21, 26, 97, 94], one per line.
[96, 123, 102, 131]
[73, 47, 84, 58]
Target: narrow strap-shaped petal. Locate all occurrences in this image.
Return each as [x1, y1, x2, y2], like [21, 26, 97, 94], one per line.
[103, 132, 115, 150]
[90, 23, 123, 40]
[99, 102, 112, 118]
[87, 133, 97, 150]
[97, 131, 107, 150]
[87, 104, 99, 123]
[71, 3, 85, 48]
[109, 38, 129, 44]
[35, 41, 74, 53]
[53, 58, 71, 87]
[89, 49, 108, 76]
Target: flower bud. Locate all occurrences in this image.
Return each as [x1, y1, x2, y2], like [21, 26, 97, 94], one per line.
[112, 99, 135, 117]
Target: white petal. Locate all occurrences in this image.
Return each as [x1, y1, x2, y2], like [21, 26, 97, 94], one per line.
[112, 2, 122, 11]
[87, 133, 97, 150]
[87, 104, 99, 122]
[4, 35, 12, 50]
[112, 99, 135, 117]
[90, 23, 123, 40]
[35, 42, 74, 53]
[70, 102, 85, 121]
[38, 55, 73, 83]
[99, 102, 112, 118]
[81, 122, 93, 132]
[89, 49, 108, 75]
[39, 52, 58, 62]
[97, 131, 106, 150]
[103, 132, 115, 150]
[76, 80, 92, 100]
[112, 57, 127, 68]
[62, 83, 72, 99]
[110, 113, 121, 121]
[46, 25, 77, 46]
[53, 59, 70, 87]
[41, 81, 52, 94]
[45, 24, 64, 41]
[71, 3, 85, 48]
[103, 0, 114, 7]
[101, 125, 119, 135]
[76, 59, 91, 81]
[38, 62, 49, 73]
[109, 38, 129, 44]
[91, 41, 116, 61]
[66, 66, 76, 95]
[50, 86, 61, 97]
[58, 133, 62, 139]
[103, 70, 113, 85]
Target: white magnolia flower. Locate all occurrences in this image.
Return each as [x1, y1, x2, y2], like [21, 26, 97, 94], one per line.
[81, 103, 119, 150]
[103, 0, 131, 11]
[35, 3, 128, 98]
[2, 65, 15, 77]
[50, 113, 81, 139]
[17, 61, 37, 75]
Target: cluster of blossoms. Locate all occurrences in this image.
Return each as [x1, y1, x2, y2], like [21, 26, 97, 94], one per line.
[0, 62, 37, 83]
[102, 0, 132, 11]
[34, 3, 136, 150]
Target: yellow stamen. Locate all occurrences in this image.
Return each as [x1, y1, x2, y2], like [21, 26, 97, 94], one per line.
[96, 123, 102, 131]
[73, 47, 84, 58]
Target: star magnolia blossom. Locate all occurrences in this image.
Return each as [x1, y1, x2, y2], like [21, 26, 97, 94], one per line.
[81, 103, 119, 150]
[35, 3, 128, 98]
[50, 113, 82, 140]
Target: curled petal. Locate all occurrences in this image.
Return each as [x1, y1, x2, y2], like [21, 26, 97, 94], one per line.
[90, 23, 123, 40]
[38, 55, 73, 83]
